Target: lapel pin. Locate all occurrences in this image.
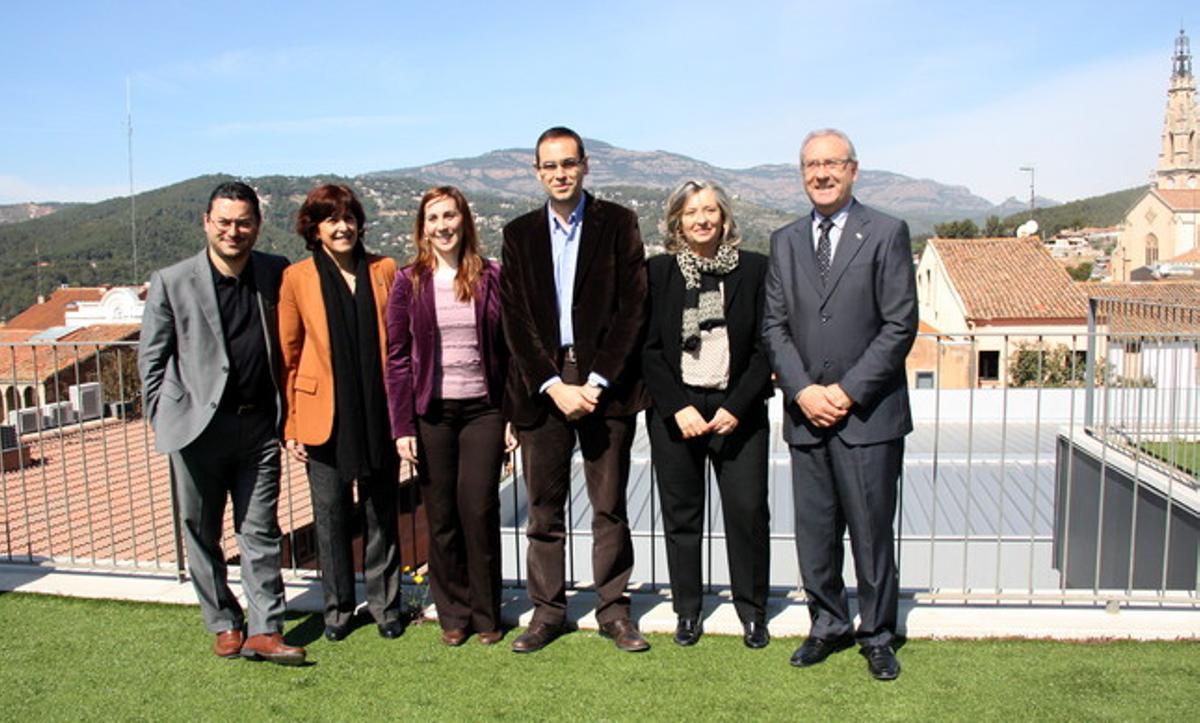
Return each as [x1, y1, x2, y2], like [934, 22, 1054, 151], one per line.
[855, 232, 863, 240]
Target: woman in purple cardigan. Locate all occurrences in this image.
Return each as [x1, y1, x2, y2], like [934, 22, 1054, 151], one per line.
[384, 186, 514, 646]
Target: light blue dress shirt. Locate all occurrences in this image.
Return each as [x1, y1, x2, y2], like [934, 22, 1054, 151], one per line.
[539, 194, 608, 394]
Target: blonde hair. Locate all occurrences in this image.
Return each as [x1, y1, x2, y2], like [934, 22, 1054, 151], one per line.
[663, 179, 741, 254]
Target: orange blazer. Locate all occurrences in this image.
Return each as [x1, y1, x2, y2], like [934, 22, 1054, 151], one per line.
[277, 253, 397, 446]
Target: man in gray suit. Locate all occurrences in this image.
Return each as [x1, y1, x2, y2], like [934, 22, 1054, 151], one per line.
[139, 181, 304, 665]
[762, 129, 917, 681]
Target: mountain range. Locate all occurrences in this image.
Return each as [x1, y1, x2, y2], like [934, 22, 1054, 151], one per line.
[0, 139, 1089, 321]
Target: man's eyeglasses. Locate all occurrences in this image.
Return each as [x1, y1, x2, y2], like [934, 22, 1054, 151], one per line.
[802, 158, 854, 172]
[536, 158, 585, 173]
[210, 218, 257, 232]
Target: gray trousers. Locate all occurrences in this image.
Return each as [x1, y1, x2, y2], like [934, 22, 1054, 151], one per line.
[790, 436, 902, 648]
[305, 455, 403, 628]
[170, 408, 286, 636]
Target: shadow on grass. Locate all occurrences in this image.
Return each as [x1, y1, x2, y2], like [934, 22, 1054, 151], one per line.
[284, 611, 326, 648]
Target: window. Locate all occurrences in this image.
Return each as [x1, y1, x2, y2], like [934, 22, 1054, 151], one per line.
[915, 371, 935, 389]
[978, 351, 1000, 381]
[1145, 233, 1159, 266]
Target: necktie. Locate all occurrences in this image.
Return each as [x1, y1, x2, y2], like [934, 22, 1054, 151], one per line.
[816, 218, 833, 280]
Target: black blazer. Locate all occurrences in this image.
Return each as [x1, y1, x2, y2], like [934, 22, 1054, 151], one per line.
[500, 192, 650, 426]
[642, 250, 773, 426]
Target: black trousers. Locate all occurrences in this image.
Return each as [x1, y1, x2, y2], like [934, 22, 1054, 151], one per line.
[790, 436, 902, 648]
[306, 451, 403, 628]
[647, 387, 770, 624]
[417, 397, 505, 633]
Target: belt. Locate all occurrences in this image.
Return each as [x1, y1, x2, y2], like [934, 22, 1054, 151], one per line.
[560, 345, 577, 364]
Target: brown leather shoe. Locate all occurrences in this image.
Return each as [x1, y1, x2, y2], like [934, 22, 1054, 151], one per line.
[213, 628, 244, 658]
[511, 622, 564, 653]
[240, 633, 306, 666]
[599, 619, 650, 652]
[441, 628, 468, 647]
[477, 630, 503, 645]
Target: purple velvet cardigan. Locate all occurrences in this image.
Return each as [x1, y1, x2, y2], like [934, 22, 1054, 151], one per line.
[384, 260, 507, 439]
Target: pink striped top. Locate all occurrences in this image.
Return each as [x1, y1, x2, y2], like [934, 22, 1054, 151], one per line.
[434, 274, 488, 400]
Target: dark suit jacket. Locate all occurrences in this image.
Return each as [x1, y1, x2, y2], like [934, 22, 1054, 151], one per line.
[761, 199, 918, 446]
[277, 253, 397, 446]
[138, 248, 289, 453]
[642, 250, 773, 425]
[500, 192, 649, 426]
[384, 260, 507, 439]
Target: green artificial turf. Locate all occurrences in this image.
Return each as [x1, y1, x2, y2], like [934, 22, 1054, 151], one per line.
[0, 593, 1197, 721]
[1141, 441, 1200, 477]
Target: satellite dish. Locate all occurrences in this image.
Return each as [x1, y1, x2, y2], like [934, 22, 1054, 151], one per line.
[1016, 220, 1039, 238]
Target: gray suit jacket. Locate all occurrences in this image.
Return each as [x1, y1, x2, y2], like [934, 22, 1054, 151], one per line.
[762, 199, 918, 446]
[138, 248, 290, 453]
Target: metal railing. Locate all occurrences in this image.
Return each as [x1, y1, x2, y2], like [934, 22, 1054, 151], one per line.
[3, 329, 1198, 611]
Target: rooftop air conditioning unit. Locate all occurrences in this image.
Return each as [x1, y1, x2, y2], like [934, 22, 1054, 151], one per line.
[41, 401, 77, 429]
[69, 382, 103, 421]
[7, 408, 42, 435]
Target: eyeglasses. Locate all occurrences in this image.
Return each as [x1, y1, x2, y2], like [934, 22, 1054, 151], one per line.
[209, 217, 257, 232]
[536, 158, 585, 173]
[802, 158, 854, 172]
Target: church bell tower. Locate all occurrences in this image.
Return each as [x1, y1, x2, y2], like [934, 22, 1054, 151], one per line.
[1157, 28, 1200, 189]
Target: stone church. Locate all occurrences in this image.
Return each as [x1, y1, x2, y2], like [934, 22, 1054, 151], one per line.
[1112, 29, 1200, 281]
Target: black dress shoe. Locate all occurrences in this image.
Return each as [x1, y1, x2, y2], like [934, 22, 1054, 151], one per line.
[673, 617, 702, 647]
[862, 644, 901, 680]
[599, 619, 650, 652]
[511, 622, 564, 653]
[743, 621, 770, 649]
[324, 624, 352, 642]
[790, 633, 855, 667]
[377, 619, 406, 639]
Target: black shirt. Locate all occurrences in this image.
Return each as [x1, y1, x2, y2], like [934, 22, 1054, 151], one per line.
[209, 255, 274, 410]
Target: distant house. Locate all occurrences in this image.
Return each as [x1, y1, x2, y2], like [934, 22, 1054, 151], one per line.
[913, 237, 1087, 388]
[0, 286, 145, 424]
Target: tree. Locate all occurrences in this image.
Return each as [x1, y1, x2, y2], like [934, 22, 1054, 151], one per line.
[1008, 341, 1086, 387]
[983, 215, 1006, 237]
[1067, 262, 1093, 281]
[933, 218, 979, 238]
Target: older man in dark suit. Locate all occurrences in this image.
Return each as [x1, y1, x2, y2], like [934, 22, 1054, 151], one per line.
[501, 126, 650, 653]
[762, 129, 917, 680]
[139, 181, 304, 665]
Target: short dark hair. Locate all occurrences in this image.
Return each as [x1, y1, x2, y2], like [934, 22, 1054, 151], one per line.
[295, 183, 367, 251]
[535, 126, 585, 164]
[206, 181, 262, 222]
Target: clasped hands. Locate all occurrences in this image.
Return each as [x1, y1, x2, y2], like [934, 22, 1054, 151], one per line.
[796, 383, 853, 428]
[546, 381, 602, 421]
[674, 405, 739, 439]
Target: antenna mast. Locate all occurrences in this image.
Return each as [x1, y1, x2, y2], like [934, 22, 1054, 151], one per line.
[126, 77, 138, 284]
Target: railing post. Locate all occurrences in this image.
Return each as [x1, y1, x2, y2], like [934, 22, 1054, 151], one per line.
[1085, 297, 1098, 428]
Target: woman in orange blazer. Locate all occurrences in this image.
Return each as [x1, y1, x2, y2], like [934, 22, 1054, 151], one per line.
[278, 183, 404, 642]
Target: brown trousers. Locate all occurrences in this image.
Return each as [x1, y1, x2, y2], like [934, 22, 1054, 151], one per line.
[518, 360, 636, 626]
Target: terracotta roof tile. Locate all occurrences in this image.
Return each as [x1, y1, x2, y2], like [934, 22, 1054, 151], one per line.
[0, 325, 139, 383]
[1154, 188, 1200, 211]
[4, 288, 108, 330]
[1079, 281, 1200, 335]
[931, 237, 1087, 321]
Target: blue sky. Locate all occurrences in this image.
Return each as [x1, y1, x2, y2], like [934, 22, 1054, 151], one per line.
[0, 0, 1193, 205]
